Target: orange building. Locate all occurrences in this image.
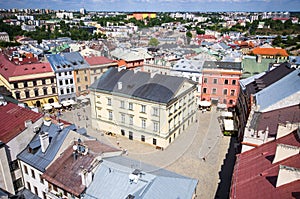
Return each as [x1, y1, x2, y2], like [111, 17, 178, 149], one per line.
[251, 47, 289, 60]
[129, 12, 156, 20]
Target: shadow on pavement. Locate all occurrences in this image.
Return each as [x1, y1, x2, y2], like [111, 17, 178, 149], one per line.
[214, 136, 237, 199]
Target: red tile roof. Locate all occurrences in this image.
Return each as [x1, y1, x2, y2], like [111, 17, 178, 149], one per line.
[251, 47, 289, 56]
[85, 56, 116, 66]
[0, 103, 43, 143]
[230, 130, 300, 199]
[42, 140, 121, 197]
[0, 54, 53, 80]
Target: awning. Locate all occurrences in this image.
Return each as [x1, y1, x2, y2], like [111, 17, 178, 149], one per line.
[61, 101, 71, 106]
[68, 99, 77, 105]
[198, 100, 211, 107]
[51, 102, 62, 108]
[224, 119, 235, 131]
[221, 111, 233, 118]
[43, 105, 53, 110]
[43, 103, 52, 108]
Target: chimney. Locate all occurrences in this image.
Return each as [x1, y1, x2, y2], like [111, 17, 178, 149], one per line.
[81, 169, 93, 187]
[276, 165, 300, 187]
[150, 72, 155, 78]
[43, 117, 51, 126]
[117, 81, 122, 90]
[39, 132, 49, 153]
[58, 122, 64, 130]
[273, 144, 300, 164]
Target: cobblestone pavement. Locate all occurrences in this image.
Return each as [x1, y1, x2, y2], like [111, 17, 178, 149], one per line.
[60, 104, 234, 199]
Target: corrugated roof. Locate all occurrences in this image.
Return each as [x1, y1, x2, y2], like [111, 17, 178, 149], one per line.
[84, 156, 198, 199]
[90, 68, 194, 104]
[230, 130, 300, 199]
[0, 103, 43, 143]
[17, 123, 76, 172]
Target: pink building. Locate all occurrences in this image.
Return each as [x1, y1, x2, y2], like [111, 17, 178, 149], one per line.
[201, 61, 242, 108]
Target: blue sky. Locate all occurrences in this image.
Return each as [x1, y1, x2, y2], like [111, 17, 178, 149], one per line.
[1, 0, 299, 12]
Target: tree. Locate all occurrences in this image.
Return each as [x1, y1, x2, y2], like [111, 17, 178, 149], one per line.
[272, 35, 282, 46]
[148, 38, 159, 47]
[186, 31, 192, 44]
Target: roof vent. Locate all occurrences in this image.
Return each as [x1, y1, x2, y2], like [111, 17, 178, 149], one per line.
[117, 81, 122, 90]
[276, 165, 300, 187]
[43, 117, 51, 126]
[273, 144, 300, 164]
[129, 169, 141, 184]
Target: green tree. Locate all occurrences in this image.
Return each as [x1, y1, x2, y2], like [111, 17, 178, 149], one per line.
[148, 37, 159, 46]
[272, 35, 282, 46]
[186, 31, 192, 44]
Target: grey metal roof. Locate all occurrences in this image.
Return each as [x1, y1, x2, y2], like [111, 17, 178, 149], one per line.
[46, 54, 73, 72]
[90, 68, 194, 104]
[62, 52, 90, 70]
[17, 123, 76, 172]
[83, 156, 198, 199]
[203, 61, 242, 70]
[255, 69, 300, 112]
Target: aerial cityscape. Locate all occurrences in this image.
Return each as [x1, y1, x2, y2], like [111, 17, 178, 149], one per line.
[0, 2, 299, 199]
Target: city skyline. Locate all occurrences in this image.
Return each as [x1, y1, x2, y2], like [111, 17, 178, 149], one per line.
[1, 0, 299, 12]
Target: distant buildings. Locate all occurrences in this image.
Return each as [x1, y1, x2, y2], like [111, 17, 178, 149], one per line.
[90, 68, 197, 148]
[128, 12, 157, 20]
[0, 32, 10, 42]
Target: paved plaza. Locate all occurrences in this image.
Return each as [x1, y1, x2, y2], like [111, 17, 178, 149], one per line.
[60, 104, 235, 199]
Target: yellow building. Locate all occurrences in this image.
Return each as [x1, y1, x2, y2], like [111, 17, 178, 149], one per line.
[90, 68, 197, 149]
[0, 54, 58, 107]
[128, 12, 157, 20]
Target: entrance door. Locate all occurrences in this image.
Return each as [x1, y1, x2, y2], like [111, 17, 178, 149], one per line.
[129, 131, 133, 140]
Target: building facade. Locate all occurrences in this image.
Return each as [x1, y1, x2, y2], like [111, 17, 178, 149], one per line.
[201, 61, 242, 108]
[90, 68, 197, 148]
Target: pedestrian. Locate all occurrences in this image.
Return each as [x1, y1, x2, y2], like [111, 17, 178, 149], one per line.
[202, 157, 206, 161]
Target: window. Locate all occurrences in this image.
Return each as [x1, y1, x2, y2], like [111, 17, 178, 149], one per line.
[24, 165, 28, 174]
[52, 87, 56, 94]
[121, 114, 125, 123]
[224, 79, 228, 84]
[77, 77, 80, 83]
[108, 111, 113, 120]
[153, 107, 158, 116]
[40, 174, 44, 184]
[153, 138, 157, 145]
[15, 92, 20, 99]
[64, 72, 67, 76]
[232, 80, 236, 85]
[70, 79, 73, 84]
[141, 105, 146, 113]
[27, 182, 31, 191]
[212, 88, 217, 95]
[141, 135, 145, 142]
[129, 116, 133, 125]
[9, 160, 19, 171]
[213, 79, 217, 84]
[71, 87, 74, 93]
[121, 129, 125, 136]
[203, 88, 207, 93]
[153, 122, 159, 132]
[76, 71, 78, 75]
[51, 78, 54, 84]
[33, 80, 37, 86]
[25, 90, 30, 98]
[129, 131, 133, 140]
[66, 88, 70, 94]
[69, 71, 72, 75]
[59, 80, 63, 85]
[34, 89, 39, 97]
[120, 101, 125, 108]
[230, 90, 235, 96]
[229, 99, 234, 104]
[65, 79, 68, 84]
[141, 119, 146, 129]
[129, 102, 133, 110]
[78, 86, 81, 92]
[43, 87, 48, 95]
[34, 186, 38, 195]
[58, 73, 61, 76]
[84, 76, 88, 81]
[203, 78, 208, 83]
[60, 89, 64, 95]
[86, 85, 88, 90]
[42, 79, 46, 85]
[43, 192, 46, 199]
[107, 98, 111, 106]
[223, 99, 227, 104]
[14, 83, 18, 88]
[223, 89, 227, 95]
[31, 169, 35, 179]
[13, 178, 23, 190]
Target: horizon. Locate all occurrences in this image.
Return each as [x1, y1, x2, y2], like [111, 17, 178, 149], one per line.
[1, 0, 300, 13]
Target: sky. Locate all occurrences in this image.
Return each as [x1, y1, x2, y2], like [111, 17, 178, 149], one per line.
[1, 0, 299, 12]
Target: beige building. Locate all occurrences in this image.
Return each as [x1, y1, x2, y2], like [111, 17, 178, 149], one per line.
[0, 54, 58, 107]
[0, 32, 9, 42]
[90, 68, 197, 148]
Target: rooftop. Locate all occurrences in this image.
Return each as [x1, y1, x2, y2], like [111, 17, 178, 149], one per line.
[0, 103, 42, 143]
[90, 68, 196, 104]
[85, 56, 116, 66]
[251, 47, 289, 57]
[231, 129, 300, 199]
[203, 61, 242, 71]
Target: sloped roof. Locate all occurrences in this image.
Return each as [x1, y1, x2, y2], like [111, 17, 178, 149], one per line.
[46, 54, 73, 72]
[42, 140, 120, 197]
[62, 52, 90, 70]
[18, 123, 76, 172]
[90, 68, 195, 104]
[230, 130, 300, 199]
[84, 156, 198, 199]
[251, 47, 289, 57]
[203, 61, 242, 70]
[255, 69, 300, 112]
[85, 56, 116, 66]
[0, 103, 43, 143]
